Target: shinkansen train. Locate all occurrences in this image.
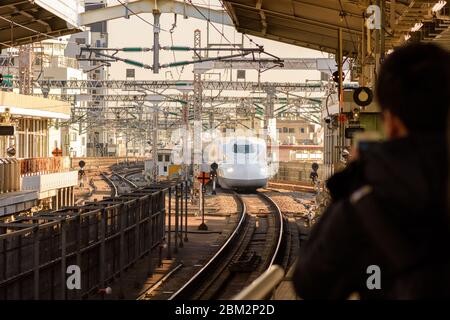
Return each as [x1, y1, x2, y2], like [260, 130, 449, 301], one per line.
[206, 136, 269, 190]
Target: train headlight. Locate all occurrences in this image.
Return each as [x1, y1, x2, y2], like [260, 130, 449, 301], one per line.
[226, 167, 234, 173]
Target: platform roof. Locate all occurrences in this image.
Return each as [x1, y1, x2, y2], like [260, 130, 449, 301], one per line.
[0, 0, 82, 50]
[0, 91, 71, 120]
[221, 0, 450, 56]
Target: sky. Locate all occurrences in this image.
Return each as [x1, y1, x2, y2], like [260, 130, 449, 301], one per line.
[104, 0, 327, 84]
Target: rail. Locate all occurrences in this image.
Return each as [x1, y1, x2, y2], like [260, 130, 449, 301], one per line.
[100, 172, 119, 197]
[112, 170, 139, 189]
[168, 192, 247, 300]
[259, 192, 284, 268]
[169, 191, 285, 300]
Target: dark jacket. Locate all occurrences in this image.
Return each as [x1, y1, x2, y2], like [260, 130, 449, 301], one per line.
[293, 134, 450, 299]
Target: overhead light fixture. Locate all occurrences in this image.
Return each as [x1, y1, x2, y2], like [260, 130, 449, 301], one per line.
[432, 1, 447, 12]
[404, 34, 411, 41]
[411, 22, 423, 32]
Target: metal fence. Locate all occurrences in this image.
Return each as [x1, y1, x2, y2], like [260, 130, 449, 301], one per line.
[0, 185, 168, 300]
[19, 156, 71, 176]
[0, 157, 72, 193]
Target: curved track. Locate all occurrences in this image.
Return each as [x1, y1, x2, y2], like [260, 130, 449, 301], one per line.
[111, 170, 139, 189]
[100, 169, 142, 197]
[168, 191, 285, 300]
[100, 172, 119, 197]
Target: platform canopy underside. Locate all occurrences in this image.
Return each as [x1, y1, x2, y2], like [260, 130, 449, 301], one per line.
[222, 0, 450, 56]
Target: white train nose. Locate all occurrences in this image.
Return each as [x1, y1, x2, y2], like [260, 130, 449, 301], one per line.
[218, 163, 268, 189]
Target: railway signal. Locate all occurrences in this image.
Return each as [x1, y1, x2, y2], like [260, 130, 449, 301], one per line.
[52, 148, 63, 157]
[78, 160, 86, 187]
[197, 172, 210, 184]
[210, 162, 218, 195]
[197, 172, 209, 231]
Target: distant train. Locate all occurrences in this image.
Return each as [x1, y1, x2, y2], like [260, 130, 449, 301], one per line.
[206, 136, 269, 190]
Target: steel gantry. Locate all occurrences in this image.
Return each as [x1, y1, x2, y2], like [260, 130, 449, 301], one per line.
[12, 79, 329, 92]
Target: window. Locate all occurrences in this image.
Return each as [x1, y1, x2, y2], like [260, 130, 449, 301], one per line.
[165, 155, 170, 162]
[233, 144, 255, 153]
[288, 128, 295, 133]
[81, 137, 86, 145]
[126, 69, 135, 78]
[70, 133, 77, 142]
[237, 70, 246, 79]
[295, 153, 309, 159]
[163, 166, 167, 173]
[283, 127, 288, 133]
[75, 38, 86, 45]
[158, 154, 163, 162]
[300, 128, 305, 133]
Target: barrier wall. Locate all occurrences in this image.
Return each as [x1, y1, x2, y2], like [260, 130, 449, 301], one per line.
[0, 185, 168, 299]
[272, 161, 325, 184]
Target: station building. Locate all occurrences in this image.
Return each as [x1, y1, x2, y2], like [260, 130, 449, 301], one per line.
[0, 40, 89, 158]
[0, 91, 78, 217]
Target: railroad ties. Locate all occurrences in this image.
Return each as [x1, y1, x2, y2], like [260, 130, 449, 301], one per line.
[168, 191, 293, 300]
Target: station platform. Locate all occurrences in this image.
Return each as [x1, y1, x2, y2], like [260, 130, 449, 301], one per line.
[0, 190, 37, 216]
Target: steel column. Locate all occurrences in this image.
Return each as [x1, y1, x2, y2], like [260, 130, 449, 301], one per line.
[184, 180, 189, 242]
[167, 188, 172, 259]
[174, 185, 179, 253]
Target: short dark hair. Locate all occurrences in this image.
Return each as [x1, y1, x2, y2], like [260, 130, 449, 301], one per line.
[376, 42, 450, 133]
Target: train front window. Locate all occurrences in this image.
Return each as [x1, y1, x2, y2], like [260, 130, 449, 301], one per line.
[233, 144, 255, 153]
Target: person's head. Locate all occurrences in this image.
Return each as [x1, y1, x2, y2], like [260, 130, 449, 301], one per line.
[376, 42, 450, 139]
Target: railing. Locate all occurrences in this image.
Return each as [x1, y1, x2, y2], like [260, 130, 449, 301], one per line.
[0, 186, 168, 299]
[0, 157, 72, 194]
[19, 157, 71, 176]
[233, 265, 285, 300]
[71, 157, 145, 170]
[0, 158, 20, 193]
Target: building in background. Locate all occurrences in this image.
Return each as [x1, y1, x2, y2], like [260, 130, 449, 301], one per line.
[0, 39, 88, 158]
[66, 0, 120, 157]
[0, 91, 78, 216]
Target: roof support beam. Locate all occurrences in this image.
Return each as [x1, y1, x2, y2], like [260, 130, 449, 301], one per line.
[227, 0, 362, 34]
[79, 0, 233, 27]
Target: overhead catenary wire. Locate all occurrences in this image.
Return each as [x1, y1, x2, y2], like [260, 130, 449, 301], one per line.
[116, 0, 169, 32]
[185, 0, 240, 49]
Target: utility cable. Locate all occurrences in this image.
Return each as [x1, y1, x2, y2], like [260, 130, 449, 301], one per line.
[117, 0, 168, 32]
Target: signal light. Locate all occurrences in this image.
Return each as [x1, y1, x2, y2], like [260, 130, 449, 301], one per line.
[332, 71, 345, 84]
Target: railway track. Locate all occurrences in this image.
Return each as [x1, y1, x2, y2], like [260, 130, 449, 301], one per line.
[167, 191, 288, 300]
[100, 168, 142, 197]
[100, 172, 119, 197]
